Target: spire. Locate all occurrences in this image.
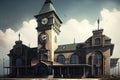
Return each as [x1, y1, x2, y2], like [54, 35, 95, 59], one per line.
[18, 33, 21, 41]
[39, 0, 56, 15]
[97, 18, 100, 30]
[45, 0, 53, 4]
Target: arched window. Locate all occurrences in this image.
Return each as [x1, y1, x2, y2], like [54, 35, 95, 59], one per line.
[88, 56, 92, 65]
[70, 54, 79, 64]
[93, 52, 103, 76]
[94, 53, 103, 65]
[95, 38, 100, 45]
[16, 58, 23, 66]
[57, 55, 66, 64]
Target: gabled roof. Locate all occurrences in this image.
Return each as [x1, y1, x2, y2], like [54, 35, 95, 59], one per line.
[39, 0, 56, 15]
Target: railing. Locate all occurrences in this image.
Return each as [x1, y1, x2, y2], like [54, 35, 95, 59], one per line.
[0, 58, 119, 78]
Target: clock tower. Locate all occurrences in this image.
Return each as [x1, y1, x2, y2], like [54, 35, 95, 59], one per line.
[35, 0, 62, 62]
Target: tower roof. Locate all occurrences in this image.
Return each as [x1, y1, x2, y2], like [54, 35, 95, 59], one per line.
[39, 0, 56, 15]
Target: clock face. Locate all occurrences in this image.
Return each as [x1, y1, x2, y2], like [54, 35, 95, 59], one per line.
[39, 32, 48, 43]
[41, 18, 48, 25]
[41, 34, 47, 41]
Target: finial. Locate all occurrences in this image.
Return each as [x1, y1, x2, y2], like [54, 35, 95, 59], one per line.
[97, 18, 100, 30]
[18, 33, 20, 41]
[45, 0, 53, 4]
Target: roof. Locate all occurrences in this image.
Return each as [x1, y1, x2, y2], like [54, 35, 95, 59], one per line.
[53, 64, 91, 67]
[31, 60, 53, 67]
[85, 37, 92, 43]
[39, 0, 56, 15]
[104, 36, 111, 40]
[21, 43, 83, 53]
[55, 43, 78, 53]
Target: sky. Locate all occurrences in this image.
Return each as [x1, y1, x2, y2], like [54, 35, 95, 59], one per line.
[0, 0, 120, 74]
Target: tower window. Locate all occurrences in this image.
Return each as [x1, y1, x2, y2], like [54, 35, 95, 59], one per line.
[95, 38, 100, 45]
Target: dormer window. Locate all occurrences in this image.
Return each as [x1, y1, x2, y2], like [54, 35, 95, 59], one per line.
[95, 38, 100, 45]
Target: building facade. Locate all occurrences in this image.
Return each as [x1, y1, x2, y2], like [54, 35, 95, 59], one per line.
[7, 0, 114, 78]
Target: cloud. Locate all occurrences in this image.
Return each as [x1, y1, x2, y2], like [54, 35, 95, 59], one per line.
[0, 8, 120, 75]
[0, 8, 120, 60]
[19, 19, 37, 47]
[59, 19, 93, 44]
[100, 8, 120, 58]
